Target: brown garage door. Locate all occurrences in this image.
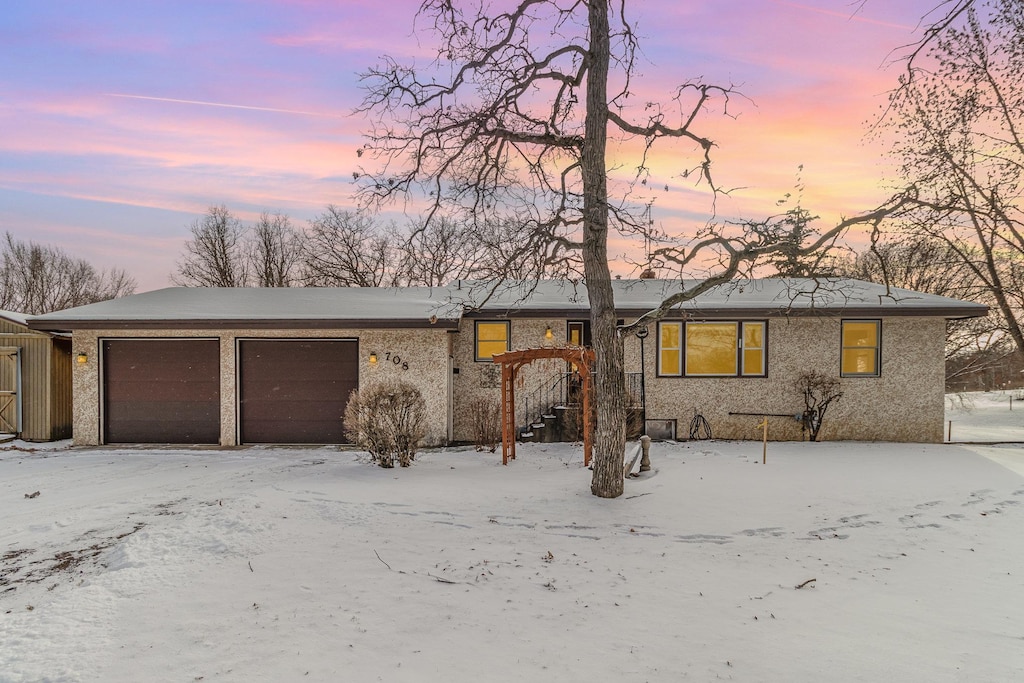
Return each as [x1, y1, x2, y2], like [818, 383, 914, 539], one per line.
[103, 339, 220, 444]
[238, 339, 358, 444]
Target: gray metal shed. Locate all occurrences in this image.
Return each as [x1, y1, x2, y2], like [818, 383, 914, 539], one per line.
[0, 311, 72, 441]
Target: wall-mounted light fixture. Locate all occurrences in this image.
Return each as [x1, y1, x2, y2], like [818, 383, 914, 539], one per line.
[368, 352, 378, 365]
[545, 326, 554, 340]
[76, 352, 88, 364]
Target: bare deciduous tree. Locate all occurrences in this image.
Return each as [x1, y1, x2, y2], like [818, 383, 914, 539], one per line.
[396, 216, 484, 287]
[173, 205, 249, 287]
[0, 232, 136, 314]
[883, 0, 1024, 360]
[743, 206, 842, 278]
[359, 1, 910, 497]
[300, 207, 399, 287]
[249, 212, 303, 287]
[836, 237, 974, 297]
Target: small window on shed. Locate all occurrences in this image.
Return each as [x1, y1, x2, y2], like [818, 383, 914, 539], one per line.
[475, 321, 510, 362]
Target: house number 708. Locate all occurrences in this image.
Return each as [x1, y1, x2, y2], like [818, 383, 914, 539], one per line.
[384, 351, 410, 371]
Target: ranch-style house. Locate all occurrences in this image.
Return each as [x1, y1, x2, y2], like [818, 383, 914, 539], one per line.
[27, 278, 988, 446]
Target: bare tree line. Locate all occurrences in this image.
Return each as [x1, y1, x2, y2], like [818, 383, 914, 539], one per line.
[172, 204, 556, 288]
[0, 232, 136, 315]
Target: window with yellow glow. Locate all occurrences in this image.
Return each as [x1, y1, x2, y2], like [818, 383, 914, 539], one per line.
[657, 321, 767, 377]
[841, 320, 880, 376]
[658, 322, 682, 376]
[685, 322, 738, 376]
[475, 321, 510, 361]
[568, 321, 589, 346]
[741, 322, 766, 376]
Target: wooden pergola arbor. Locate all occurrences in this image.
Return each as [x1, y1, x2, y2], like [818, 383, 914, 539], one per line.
[492, 347, 595, 466]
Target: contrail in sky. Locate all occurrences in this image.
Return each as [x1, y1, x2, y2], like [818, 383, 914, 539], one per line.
[105, 93, 344, 118]
[770, 0, 917, 31]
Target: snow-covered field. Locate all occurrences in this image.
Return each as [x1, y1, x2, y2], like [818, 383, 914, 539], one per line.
[947, 389, 1024, 445]
[2, 396, 1023, 682]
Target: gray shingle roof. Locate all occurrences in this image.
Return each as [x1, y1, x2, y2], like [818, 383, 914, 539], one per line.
[27, 278, 988, 332]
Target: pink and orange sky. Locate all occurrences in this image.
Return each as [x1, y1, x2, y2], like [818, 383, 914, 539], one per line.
[0, 1, 944, 292]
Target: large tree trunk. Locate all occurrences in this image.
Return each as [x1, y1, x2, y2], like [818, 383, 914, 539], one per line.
[583, 1, 626, 498]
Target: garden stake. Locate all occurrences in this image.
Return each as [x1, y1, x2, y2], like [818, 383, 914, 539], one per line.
[756, 417, 768, 464]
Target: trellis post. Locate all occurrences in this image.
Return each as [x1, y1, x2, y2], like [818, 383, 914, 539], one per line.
[492, 347, 595, 466]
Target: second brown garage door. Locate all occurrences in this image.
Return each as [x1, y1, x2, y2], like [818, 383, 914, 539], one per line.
[238, 339, 358, 444]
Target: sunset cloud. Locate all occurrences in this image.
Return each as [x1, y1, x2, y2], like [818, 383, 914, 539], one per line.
[0, 0, 939, 291]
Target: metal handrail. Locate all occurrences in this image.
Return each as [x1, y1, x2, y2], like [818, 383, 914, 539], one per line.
[519, 371, 645, 434]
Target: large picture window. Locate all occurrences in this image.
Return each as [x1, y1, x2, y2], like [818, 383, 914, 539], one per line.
[686, 322, 739, 375]
[841, 320, 880, 377]
[658, 321, 766, 377]
[475, 321, 510, 362]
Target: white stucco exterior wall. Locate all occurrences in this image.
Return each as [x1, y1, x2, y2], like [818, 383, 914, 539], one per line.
[448, 315, 947, 444]
[639, 316, 946, 443]
[71, 327, 452, 447]
[70, 315, 948, 447]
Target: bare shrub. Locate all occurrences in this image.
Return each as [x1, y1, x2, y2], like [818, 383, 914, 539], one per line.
[946, 392, 976, 414]
[343, 380, 427, 468]
[795, 371, 843, 442]
[469, 398, 501, 453]
[625, 408, 644, 440]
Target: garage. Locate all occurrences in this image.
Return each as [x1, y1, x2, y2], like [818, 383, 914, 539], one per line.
[238, 339, 358, 444]
[102, 339, 220, 444]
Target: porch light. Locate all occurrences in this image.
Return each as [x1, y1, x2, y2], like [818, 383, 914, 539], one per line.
[545, 326, 553, 340]
[369, 352, 378, 365]
[76, 353, 88, 364]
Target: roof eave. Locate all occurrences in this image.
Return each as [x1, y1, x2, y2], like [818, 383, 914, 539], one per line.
[465, 305, 991, 320]
[27, 318, 462, 332]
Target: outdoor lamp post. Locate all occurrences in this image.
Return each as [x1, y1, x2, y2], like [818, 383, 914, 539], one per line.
[636, 326, 649, 433]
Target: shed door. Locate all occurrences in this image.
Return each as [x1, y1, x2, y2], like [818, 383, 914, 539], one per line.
[238, 339, 358, 444]
[0, 347, 22, 434]
[103, 339, 220, 444]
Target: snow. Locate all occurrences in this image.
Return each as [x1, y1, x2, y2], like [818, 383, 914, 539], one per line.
[27, 278, 987, 332]
[2, 399, 1023, 682]
[0, 311, 29, 327]
[947, 389, 1024, 445]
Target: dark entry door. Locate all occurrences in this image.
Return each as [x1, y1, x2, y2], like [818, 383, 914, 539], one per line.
[102, 339, 220, 444]
[238, 339, 358, 444]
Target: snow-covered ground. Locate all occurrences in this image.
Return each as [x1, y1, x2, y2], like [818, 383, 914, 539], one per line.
[946, 389, 1024, 444]
[2, 397, 1023, 682]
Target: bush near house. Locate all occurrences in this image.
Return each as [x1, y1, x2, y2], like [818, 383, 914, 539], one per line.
[796, 371, 843, 442]
[469, 398, 501, 453]
[343, 380, 427, 468]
